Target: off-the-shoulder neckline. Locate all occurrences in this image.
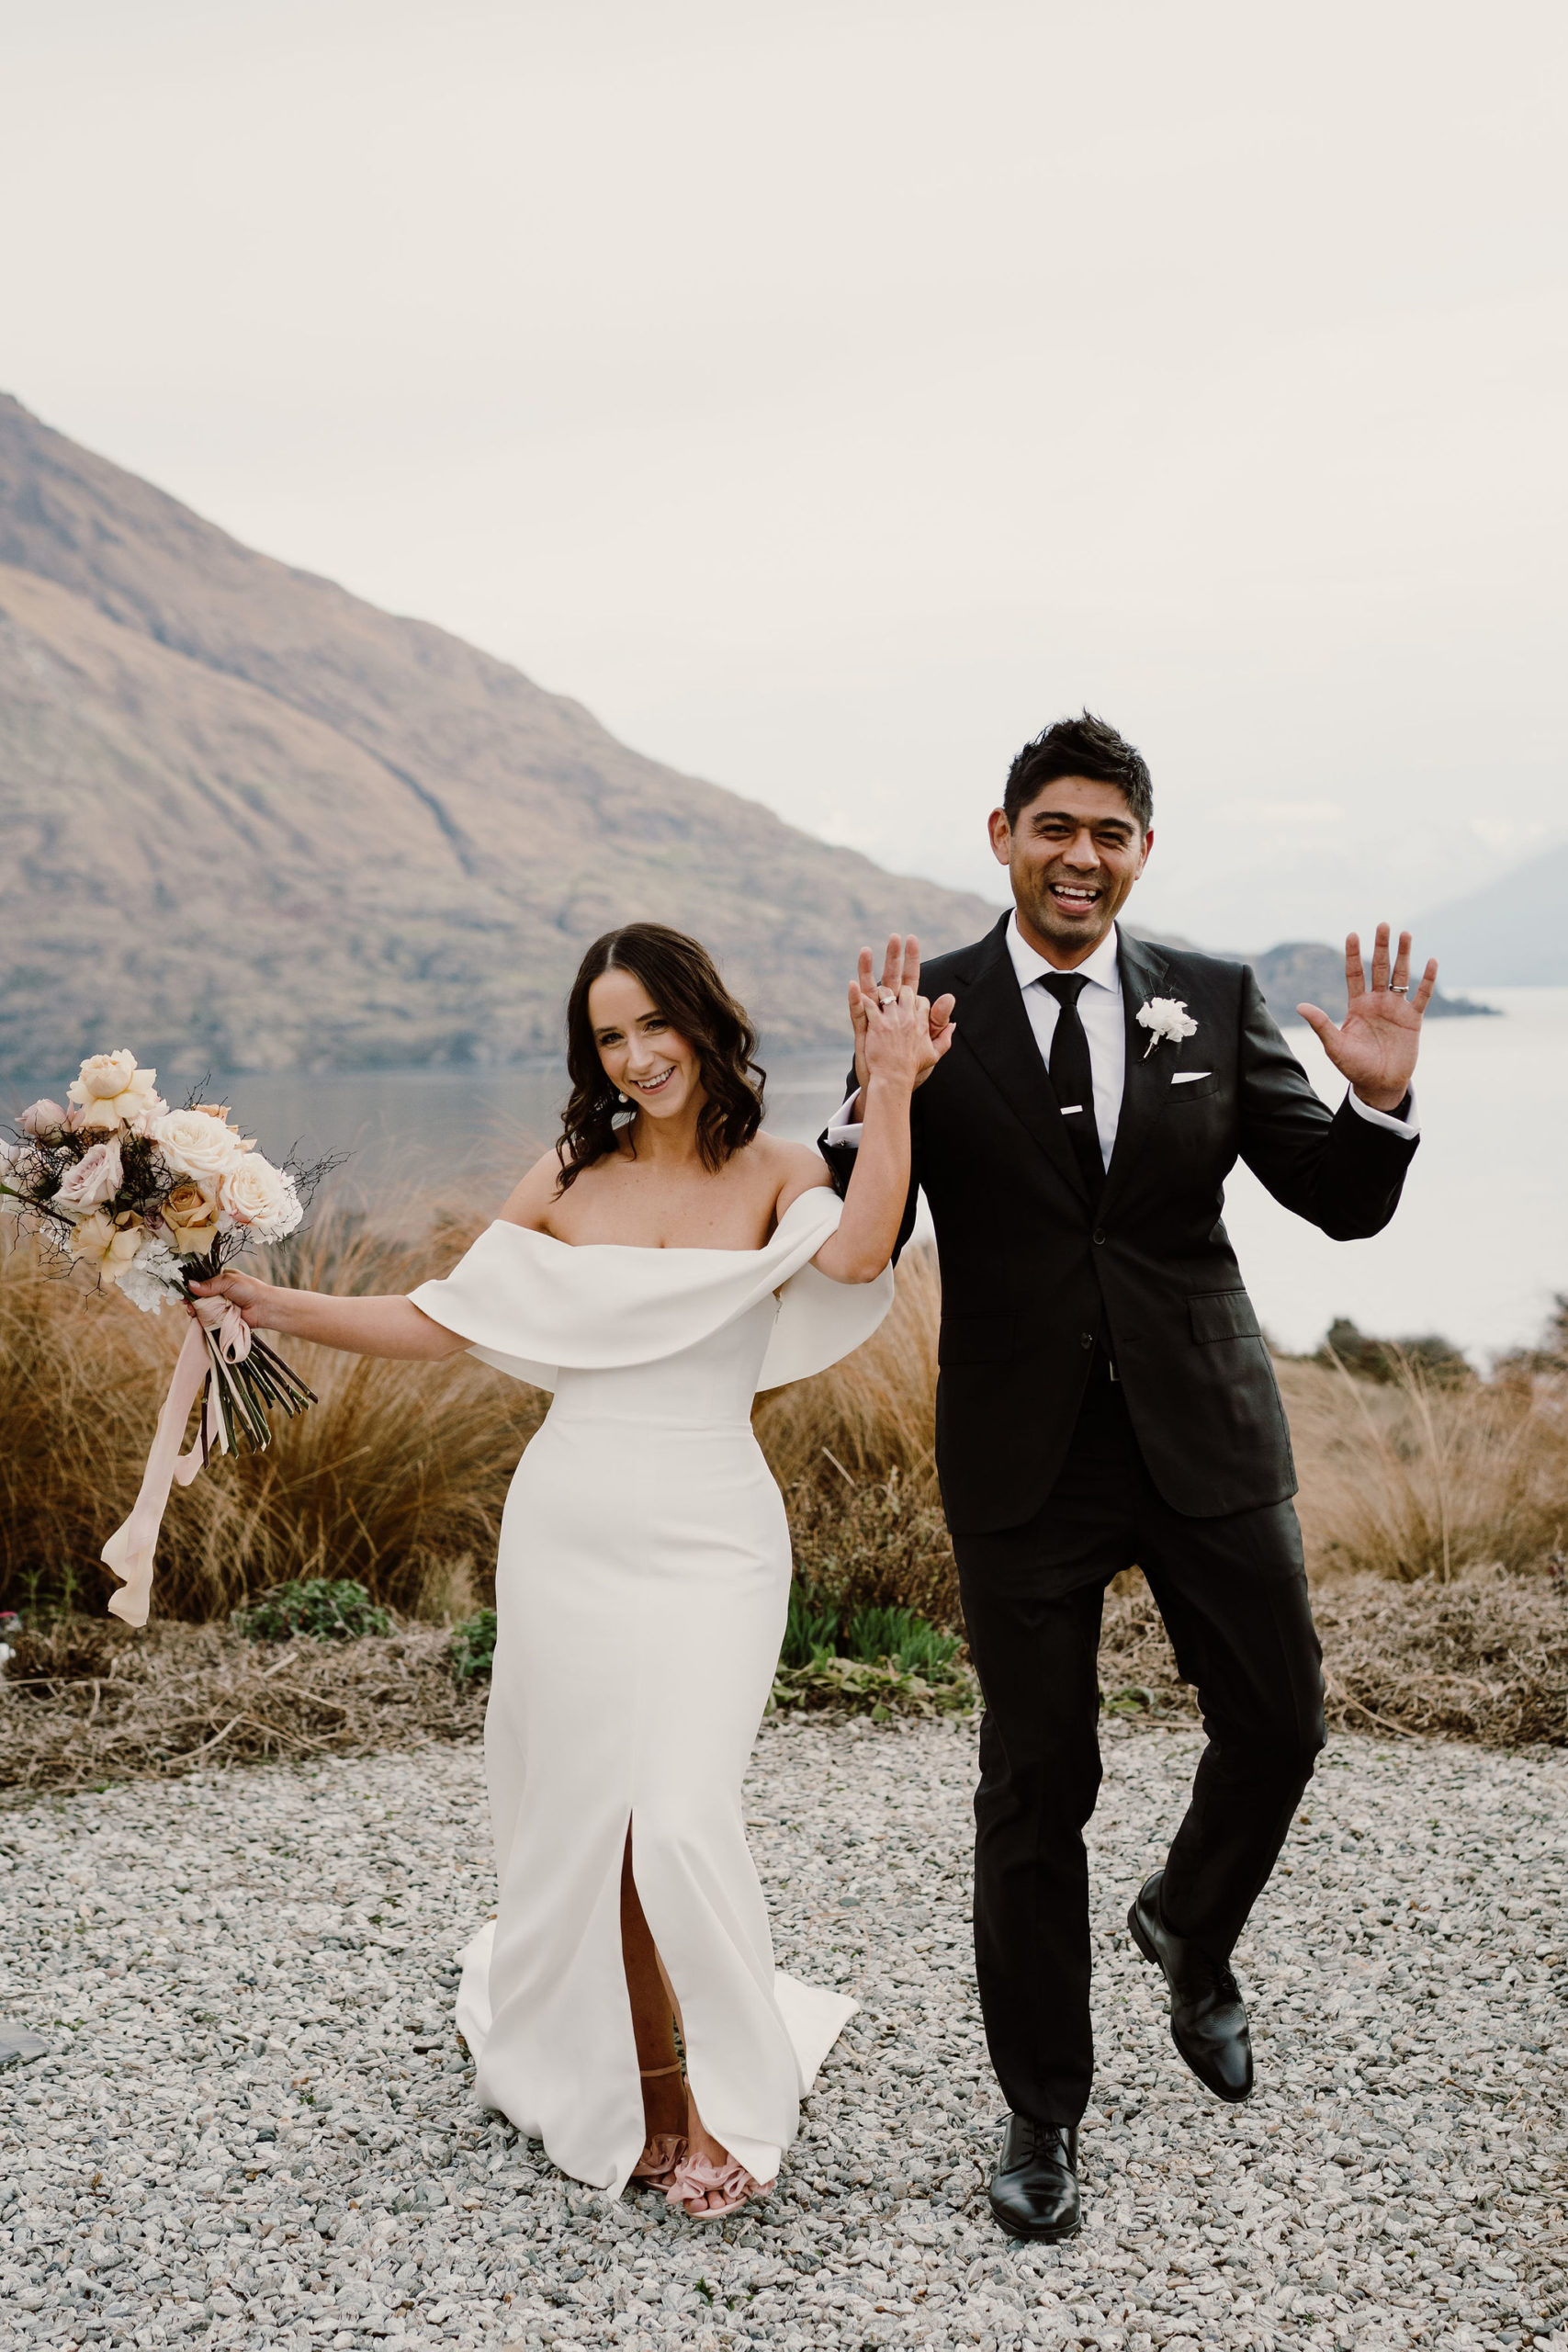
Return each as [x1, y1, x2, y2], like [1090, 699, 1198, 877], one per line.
[487, 1184, 835, 1257]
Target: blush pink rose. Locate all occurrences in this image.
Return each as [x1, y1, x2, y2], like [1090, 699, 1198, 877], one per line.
[18, 1099, 67, 1138]
[51, 1137, 125, 1217]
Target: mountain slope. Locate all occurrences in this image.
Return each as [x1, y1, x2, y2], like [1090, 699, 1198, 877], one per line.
[1420, 846, 1568, 987]
[0, 393, 1000, 1074]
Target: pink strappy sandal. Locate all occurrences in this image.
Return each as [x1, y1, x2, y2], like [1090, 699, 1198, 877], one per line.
[665, 2149, 775, 2220]
[629, 2063, 687, 2189]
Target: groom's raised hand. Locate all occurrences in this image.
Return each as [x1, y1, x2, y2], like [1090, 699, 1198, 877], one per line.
[1296, 924, 1438, 1112]
[850, 934, 956, 1102]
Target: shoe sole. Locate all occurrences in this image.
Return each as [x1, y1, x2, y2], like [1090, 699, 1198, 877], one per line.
[987, 2199, 1082, 2244]
[1127, 1897, 1253, 2105]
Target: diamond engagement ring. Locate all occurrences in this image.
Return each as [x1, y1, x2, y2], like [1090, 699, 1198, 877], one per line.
[877, 989, 897, 1007]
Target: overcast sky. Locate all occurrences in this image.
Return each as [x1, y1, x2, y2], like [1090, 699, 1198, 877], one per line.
[3, 0, 1563, 947]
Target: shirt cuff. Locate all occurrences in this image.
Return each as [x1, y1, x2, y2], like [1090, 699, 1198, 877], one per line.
[825, 1093, 863, 1148]
[1347, 1086, 1419, 1138]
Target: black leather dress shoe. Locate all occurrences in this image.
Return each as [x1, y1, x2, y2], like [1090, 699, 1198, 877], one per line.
[1128, 1869, 1253, 2103]
[987, 2113, 1081, 2241]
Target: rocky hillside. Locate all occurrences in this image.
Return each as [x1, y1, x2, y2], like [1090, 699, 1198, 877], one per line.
[0, 395, 1000, 1076]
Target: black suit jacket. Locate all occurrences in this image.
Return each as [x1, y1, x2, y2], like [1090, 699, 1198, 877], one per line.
[820, 915, 1418, 1532]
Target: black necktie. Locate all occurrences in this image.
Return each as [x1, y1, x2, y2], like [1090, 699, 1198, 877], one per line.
[1041, 973, 1103, 1199]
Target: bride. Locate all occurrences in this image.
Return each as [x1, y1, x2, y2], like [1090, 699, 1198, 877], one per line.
[194, 922, 945, 2218]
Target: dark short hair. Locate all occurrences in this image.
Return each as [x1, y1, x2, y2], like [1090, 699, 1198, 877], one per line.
[556, 923, 764, 1192]
[1002, 711, 1153, 832]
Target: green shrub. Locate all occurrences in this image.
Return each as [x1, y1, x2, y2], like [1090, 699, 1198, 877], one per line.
[781, 1585, 842, 1669]
[841, 1602, 962, 1677]
[779, 1580, 964, 1695]
[449, 1608, 498, 1683]
[235, 1577, 391, 1644]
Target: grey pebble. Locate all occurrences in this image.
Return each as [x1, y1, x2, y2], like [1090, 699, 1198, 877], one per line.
[1, 1715, 1565, 2351]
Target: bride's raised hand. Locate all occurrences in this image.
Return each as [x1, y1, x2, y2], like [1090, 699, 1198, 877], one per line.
[187, 1270, 285, 1333]
[860, 983, 953, 1093]
[850, 938, 955, 1098]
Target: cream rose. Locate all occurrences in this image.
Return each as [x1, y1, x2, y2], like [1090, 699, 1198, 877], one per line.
[67, 1052, 164, 1131]
[219, 1154, 302, 1241]
[152, 1108, 249, 1182]
[67, 1208, 145, 1284]
[51, 1137, 124, 1217]
[162, 1179, 224, 1257]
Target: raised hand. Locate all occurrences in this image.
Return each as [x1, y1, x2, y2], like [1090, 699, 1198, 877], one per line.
[849, 933, 956, 1099]
[859, 981, 955, 1098]
[1296, 925, 1437, 1112]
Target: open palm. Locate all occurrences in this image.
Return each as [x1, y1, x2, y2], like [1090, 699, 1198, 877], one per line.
[1296, 926, 1437, 1111]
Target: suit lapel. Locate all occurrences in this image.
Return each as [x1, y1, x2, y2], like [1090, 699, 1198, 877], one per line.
[1100, 931, 1173, 1214]
[955, 916, 1091, 1204]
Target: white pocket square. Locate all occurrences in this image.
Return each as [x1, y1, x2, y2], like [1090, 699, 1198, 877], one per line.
[1170, 1070, 1213, 1084]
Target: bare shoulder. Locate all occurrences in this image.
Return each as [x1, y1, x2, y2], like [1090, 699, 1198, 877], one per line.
[751, 1134, 833, 1215]
[495, 1148, 571, 1231]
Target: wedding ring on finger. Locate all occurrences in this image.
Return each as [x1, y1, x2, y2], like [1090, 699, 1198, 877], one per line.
[877, 989, 897, 1008]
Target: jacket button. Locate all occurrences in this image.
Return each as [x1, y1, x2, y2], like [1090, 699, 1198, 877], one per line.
[1080, 1331, 1094, 1349]
[1092, 1228, 1107, 1246]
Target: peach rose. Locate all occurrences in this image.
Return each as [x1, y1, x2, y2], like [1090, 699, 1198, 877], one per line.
[51, 1137, 124, 1218]
[162, 1179, 224, 1257]
[67, 1052, 165, 1131]
[67, 1208, 145, 1284]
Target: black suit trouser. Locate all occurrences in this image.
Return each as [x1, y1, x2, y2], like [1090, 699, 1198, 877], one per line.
[951, 1370, 1326, 2127]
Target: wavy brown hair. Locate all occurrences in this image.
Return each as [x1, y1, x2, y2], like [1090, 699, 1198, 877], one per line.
[555, 924, 765, 1192]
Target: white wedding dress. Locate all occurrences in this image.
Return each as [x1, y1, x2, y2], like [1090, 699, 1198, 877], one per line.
[408, 1186, 894, 2196]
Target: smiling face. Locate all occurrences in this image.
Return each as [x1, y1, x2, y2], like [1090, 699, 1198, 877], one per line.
[586, 967, 705, 1125]
[987, 775, 1153, 965]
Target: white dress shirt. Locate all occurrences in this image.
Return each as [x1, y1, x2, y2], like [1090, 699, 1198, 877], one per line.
[825, 911, 1420, 1149]
[1006, 913, 1125, 1169]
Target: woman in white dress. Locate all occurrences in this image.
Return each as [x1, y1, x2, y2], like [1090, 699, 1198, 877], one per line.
[194, 922, 947, 2217]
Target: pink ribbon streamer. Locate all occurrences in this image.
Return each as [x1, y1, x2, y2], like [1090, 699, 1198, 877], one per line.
[102, 1298, 254, 1628]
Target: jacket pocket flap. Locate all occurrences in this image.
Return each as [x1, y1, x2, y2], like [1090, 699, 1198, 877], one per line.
[1189, 1290, 1261, 1344]
[938, 1313, 1017, 1365]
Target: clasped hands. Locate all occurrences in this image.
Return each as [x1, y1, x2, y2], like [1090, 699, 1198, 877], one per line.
[847, 936, 955, 1107]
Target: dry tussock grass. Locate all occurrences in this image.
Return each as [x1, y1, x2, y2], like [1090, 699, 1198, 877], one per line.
[1, 1213, 543, 1623]
[1279, 1354, 1568, 1582]
[5, 1214, 1566, 1773]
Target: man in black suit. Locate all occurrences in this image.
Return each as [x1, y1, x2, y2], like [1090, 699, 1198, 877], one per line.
[819, 712, 1434, 2240]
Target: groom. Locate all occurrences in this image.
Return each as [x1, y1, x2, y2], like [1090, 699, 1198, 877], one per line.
[819, 713, 1433, 2240]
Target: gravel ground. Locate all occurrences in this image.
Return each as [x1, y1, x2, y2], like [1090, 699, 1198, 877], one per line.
[2, 1716, 1565, 2352]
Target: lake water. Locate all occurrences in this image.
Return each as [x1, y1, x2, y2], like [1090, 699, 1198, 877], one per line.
[15, 989, 1563, 1363]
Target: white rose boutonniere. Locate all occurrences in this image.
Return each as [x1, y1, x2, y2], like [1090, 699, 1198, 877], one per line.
[1135, 997, 1199, 1059]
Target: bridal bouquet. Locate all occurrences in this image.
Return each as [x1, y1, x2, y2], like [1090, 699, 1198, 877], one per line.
[1, 1051, 321, 1626]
